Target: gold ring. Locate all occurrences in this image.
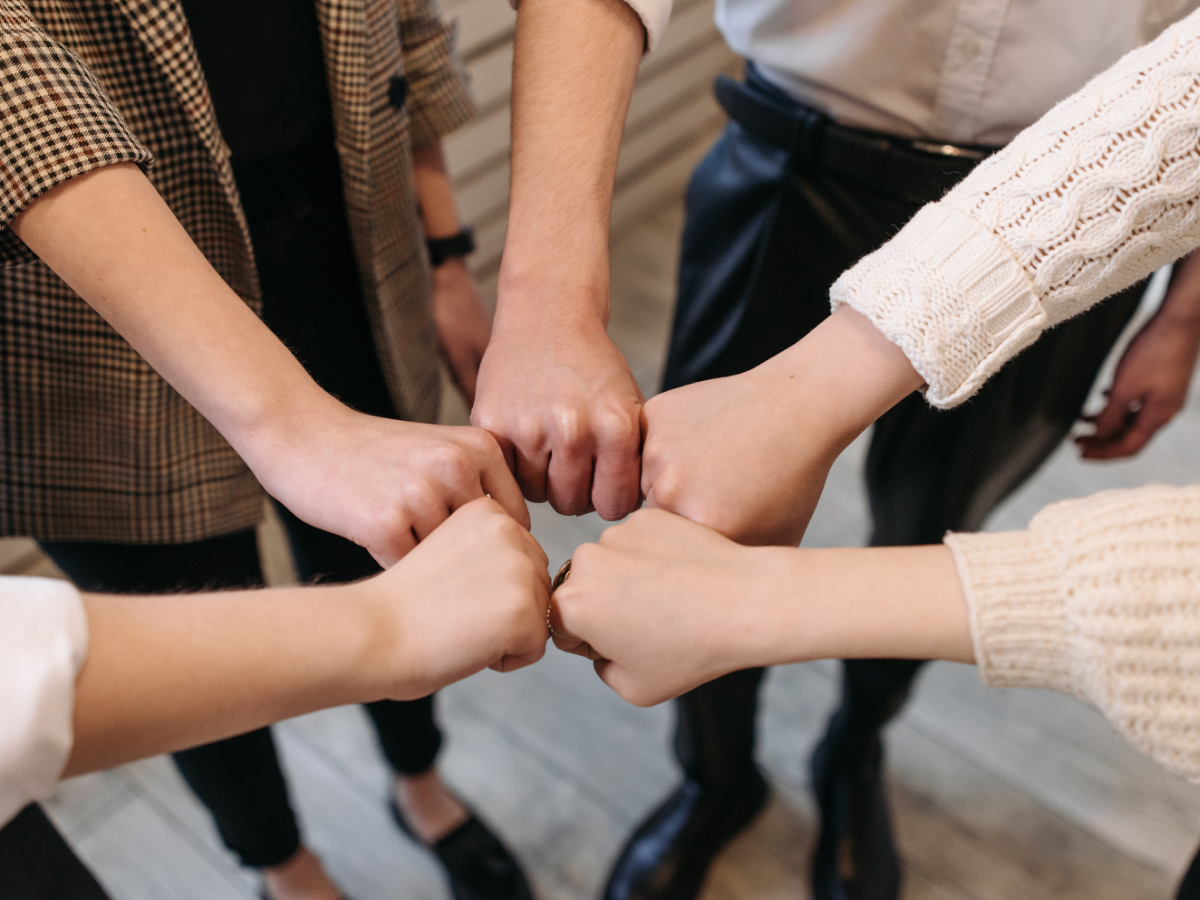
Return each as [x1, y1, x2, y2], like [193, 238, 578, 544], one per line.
[552, 558, 572, 593]
[547, 558, 572, 640]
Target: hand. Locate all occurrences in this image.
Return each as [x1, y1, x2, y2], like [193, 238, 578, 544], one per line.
[641, 308, 925, 546]
[432, 258, 492, 405]
[367, 498, 552, 699]
[472, 302, 644, 518]
[250, 400, 529, 567]
[1076, 307, 1200, 462]
[551, 509, 971, 708]
[551, 508, 781, 706]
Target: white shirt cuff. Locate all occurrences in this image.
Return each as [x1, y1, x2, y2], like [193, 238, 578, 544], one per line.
[0, 577, 87, 826]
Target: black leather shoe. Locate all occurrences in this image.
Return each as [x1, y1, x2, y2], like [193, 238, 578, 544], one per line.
[602, 771, 768, 900]
[809, 729, 901, 900]
[389, 798, 534, 900]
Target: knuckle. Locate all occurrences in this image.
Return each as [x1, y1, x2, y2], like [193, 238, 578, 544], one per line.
[596, 408, 640, 449]
[433, 442, 475, 484]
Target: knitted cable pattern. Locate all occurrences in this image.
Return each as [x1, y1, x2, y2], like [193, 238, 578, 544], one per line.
[831, 10, 1200, 407]
[946, 485, 1200, 784]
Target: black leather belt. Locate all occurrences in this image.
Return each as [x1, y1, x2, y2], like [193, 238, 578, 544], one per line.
[713, 73, 995, 205]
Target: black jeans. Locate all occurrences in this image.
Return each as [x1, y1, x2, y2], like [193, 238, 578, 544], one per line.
[664, 67, 1143, 806]
[40, 136, 441, 870]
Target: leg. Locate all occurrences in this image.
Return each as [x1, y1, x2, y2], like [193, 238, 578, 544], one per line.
[0, 805, 111, 900]
[1178, 844, 1200, 900]
[606, 81, 922, 900]
[241, 137, 531, 900]
[808, 278, 1148, 900]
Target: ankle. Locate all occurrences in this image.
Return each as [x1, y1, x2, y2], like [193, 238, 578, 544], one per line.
[262, 847, 342, 900]
[393, 769, 470, 844]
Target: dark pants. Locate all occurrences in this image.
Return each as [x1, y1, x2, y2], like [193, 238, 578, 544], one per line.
[664, 66, 1144, 821]
[39, 136, 441, 871]
[0, 805, 112, 900]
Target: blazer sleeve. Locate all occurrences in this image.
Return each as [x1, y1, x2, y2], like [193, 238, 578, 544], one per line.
[830, 9, 1200, 408]
[394, 0, 477, 150]
[945, 484, 1200, 784]
[0, 0, 153, 265]
[0, 576, 88, 827]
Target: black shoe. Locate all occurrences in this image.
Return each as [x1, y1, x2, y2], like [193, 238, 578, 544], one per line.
[388, 797, 534, 900]
[809, 729, 901, 900]
[602, 771, 768, 900]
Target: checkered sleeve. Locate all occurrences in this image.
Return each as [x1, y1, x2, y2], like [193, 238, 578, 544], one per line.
[0, 0, 152, 265]
[395, 0, 476, 149]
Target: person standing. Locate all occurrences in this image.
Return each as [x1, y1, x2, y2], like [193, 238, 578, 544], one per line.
[596, 4, 1200, 900]
[0, 2, 528, 899]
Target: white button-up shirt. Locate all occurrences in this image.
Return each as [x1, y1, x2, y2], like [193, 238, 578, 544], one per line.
[629, 0, 1200, 145]
[0, 577, 87, 826]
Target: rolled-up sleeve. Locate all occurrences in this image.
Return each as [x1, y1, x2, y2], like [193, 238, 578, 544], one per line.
[0, 576, 87, 827]
[0, 0, 152, 264]
[396, 0, 477, 149]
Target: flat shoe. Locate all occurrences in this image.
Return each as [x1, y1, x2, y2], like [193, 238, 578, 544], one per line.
[389, 797, 533, 900]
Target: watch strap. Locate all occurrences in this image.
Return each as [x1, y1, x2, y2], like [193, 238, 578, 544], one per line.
[427, 226, 475, 266]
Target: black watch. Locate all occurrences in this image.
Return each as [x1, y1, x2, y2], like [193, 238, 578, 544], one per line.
[426, 226, 475, 267]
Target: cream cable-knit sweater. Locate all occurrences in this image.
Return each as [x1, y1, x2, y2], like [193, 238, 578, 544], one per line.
[829, 11, 1200, 782]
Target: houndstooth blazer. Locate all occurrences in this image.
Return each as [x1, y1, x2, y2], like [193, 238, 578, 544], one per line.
[0, 0, 474, 543]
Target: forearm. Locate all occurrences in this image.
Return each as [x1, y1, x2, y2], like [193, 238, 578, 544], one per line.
[66, 582, 394, 776]
[500, 0, 643, 324]
[413, 142, 462, 240]
[749, 544, 973, 669]
[10, 164, 340, 469]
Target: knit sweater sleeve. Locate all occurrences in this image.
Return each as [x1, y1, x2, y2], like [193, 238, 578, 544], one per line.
[830, 10, 1200, 408]
[944, 484, 1200, 784]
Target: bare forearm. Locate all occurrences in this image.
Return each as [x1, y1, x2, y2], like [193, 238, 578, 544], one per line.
[755, 544, 974, 669]
[66, 583, 393, 776]
[10, 164, 338, 465]
[413, 142, 462, 240]
[501, 0, 643, 321]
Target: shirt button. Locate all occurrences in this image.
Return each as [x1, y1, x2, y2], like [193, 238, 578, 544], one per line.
[389, 75, 409, 109]
[960, 39, 981, 60]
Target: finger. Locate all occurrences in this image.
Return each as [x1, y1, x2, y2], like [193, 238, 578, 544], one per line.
[513, 442, 550, 505]
[519, 527, 551, 576]
[547, 443, 597, 517]
[369, 525, 418, 568]
[1086, 392, 1138, 442]
[408, 495, 453, 543]
[1082, 402, 1173, 460]
[478, 445, 532, 528]
[591, 411, 643, 520]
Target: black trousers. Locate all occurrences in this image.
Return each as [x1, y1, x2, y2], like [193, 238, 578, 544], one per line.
[39, 136, 442, 871]
[0, 805, 112, 900]
[664, 68, 1144, 804]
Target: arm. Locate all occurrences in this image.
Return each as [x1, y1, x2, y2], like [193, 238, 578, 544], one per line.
[555, 484, 1200, 783]
[1076, 247, 1200, 459]
[66, 498, 550, 776]
[551, 508, 970, 708]
[470, 0, 647, 519]
[412, 141, 492, 405]
[10, 163, 528, 566]
[643, 11, 1200, 545]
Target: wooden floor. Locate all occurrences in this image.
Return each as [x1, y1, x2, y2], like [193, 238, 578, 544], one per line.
[16, 166, 1200, 900]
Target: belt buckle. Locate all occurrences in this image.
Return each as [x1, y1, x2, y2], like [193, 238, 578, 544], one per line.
[910, 140, 989, 162]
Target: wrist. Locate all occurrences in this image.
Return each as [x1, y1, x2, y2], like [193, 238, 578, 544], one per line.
[764, 307, 925, 454]
[491, 271, 612, 336]
[231, 384, 351, 494]
[340, 577, 418, 702]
